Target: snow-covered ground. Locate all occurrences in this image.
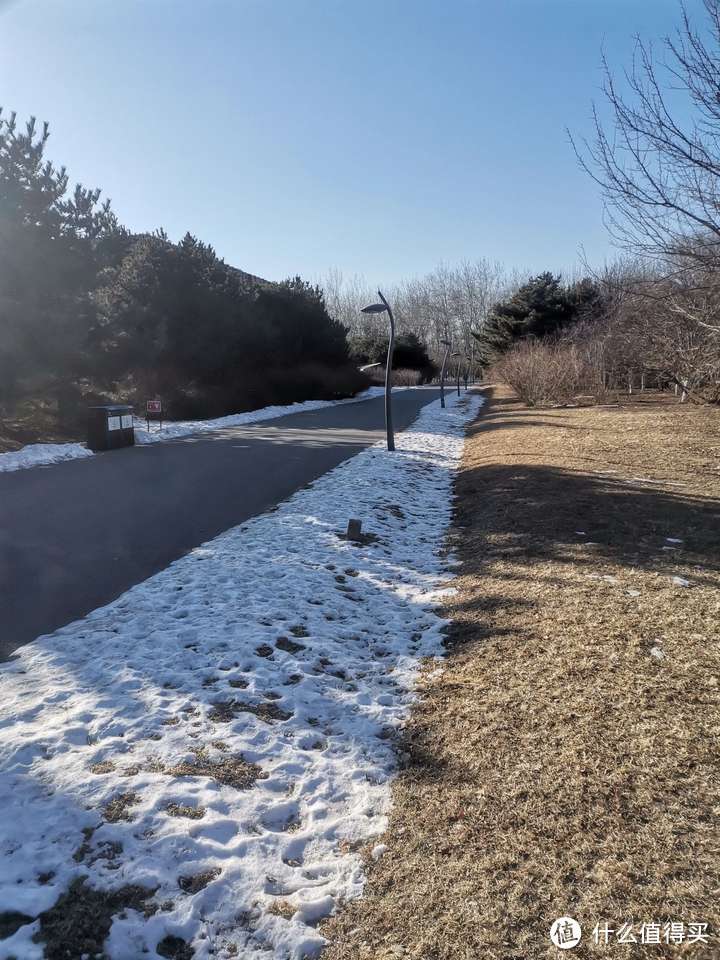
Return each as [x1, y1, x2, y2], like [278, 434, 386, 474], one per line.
[0, 391, 482, 960]
[0, 442, 94, 474]
[0, 387, 395, 473]
[133, 386, 394, 444]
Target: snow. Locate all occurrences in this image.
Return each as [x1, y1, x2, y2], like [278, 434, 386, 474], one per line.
[0, 391, 482, 960]
[133, 387, 394, 445]
[0, 442, 93, 474]
[672, 576, 691, 588]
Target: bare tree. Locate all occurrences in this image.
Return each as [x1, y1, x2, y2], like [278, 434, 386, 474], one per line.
[320, 269, 378, 335]
[572, 0, 720, 286]
[570, 1, 720, 401]
[320, 259, 515, 366]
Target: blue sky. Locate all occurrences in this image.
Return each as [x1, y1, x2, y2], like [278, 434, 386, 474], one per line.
[0, 0, 702, 285]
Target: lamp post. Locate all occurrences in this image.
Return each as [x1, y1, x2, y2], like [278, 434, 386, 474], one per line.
[452, 352, 461, 396]
[361, 290, 396, 451]
[439, 339, 451, 408]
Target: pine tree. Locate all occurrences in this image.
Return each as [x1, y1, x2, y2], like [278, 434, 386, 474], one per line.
[0, 109, 118, 413]
[473, 272, 588, 364]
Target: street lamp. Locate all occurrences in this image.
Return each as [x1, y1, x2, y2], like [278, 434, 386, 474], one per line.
[452, 352, 462, 396]
[439, 339, 451, 408]
[361, 290, 396, 451]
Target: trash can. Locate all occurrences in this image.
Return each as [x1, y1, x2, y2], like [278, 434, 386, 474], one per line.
[87, 405, 135, 452]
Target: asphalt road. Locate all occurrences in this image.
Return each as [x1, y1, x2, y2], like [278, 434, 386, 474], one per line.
[0, 388, 441, 659]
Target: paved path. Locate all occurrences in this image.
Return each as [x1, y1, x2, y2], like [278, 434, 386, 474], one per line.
[0, 389, 441, 659]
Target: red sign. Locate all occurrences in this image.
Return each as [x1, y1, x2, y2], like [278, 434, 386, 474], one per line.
[146, 400, 162, 414]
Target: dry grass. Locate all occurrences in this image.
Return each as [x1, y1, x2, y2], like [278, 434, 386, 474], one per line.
[165, 802, 206, 820]
[0, 399, 79, 453]
[207, 698, 292, 723]
[33, 878, 156, 960]
[89, 760, 116, 774]
[102, 791, 140, 823]
[164, 751, 267, 789]
[178, 868, 221, 894]
[322, 386, 720, 960]
[267, 899, 297, 920]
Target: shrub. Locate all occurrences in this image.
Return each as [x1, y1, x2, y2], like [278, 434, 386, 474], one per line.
[349, 332, 436, 380]
[392, 368, 423, 386]
[492, 339, 604, 407]
[135, 363, 371, 421]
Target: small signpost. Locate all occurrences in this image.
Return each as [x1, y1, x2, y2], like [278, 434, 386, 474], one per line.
[146, 399, 163, 431]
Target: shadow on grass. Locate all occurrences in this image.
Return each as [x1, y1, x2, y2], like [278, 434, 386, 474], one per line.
[454, 461, 719, 582]
[399, 389, 720, 785]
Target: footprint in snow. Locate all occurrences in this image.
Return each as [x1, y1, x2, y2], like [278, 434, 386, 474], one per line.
[261, 803, 302, 833]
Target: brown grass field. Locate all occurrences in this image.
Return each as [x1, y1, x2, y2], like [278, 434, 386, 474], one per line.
[322, 385, 720, 960]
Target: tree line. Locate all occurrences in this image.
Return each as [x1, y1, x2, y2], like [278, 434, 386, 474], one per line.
[322, 259, 515, 366]
[0, 110, 367, 428]
[4, 0, 719, 433]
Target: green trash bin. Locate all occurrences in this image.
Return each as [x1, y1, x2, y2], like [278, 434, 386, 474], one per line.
[87, 405, 135, 452]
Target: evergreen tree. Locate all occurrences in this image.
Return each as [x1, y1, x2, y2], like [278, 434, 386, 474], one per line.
[348, 330, 435, 379]
[1, 107, 364, 423]
[0, 109, 117, 412]
[473, 272, 596, 363]
[250, 276, 349, 367]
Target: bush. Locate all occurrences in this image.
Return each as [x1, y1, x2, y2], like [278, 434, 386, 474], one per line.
[348, 332, 436, 381]
[492, 339, 605, 407]
[127, 363, 371, 421]
[392, 368, 423, 386]
[363, 366, 423, 387]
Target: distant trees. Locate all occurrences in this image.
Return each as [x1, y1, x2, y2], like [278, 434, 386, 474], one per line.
[1, 110, 366, 426]
[469, 272, 606, 370]
[324, 265, 615, 390]
[322, 259, 511, 363]
[472, 273, 601, 364]
[489, 259, 720, 406]
[348, 330, 435, 380]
